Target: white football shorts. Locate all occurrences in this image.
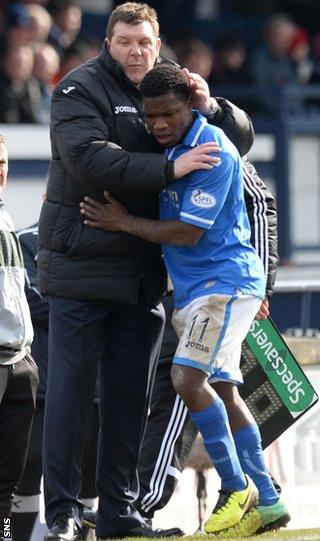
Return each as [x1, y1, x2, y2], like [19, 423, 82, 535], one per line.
[171, 293, 262, 385]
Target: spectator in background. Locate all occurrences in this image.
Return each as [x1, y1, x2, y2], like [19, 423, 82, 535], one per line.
[288, 27, 320, 91]
[251, 13, 299, 115]
[173, 38, 214, 81]
[0, 42, 41, 123]
[308, 33, 320, 85]
[212, 35, 251, 86]
[159, 40, 177, 63]
[32, 42, 60, 122]
[27, 3, 52, 43]
[210, 35, 257, 115]
[21, 0, 50, 4]
[5, 3, 33, 46]
[51, 40, 90, 85]
[300, 33, 320, 109]
[47, 0, 82, 58]
[79, 34, 100, 60]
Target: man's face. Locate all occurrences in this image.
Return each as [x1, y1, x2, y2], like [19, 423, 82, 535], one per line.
[106, 21, 161, 85]
[143, 92, 192, 147]
[0, 143, 8, 194]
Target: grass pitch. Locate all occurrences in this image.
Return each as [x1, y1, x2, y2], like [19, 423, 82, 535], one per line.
[122, 530, 320, 541]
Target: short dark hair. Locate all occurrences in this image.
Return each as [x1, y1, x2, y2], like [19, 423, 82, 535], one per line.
[140, 64, 190, 102]
[106, 2, 159, 39]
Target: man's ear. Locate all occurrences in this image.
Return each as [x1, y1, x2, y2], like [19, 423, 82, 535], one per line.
[105, 37, 110, 50]
[156, 37, 161, 55]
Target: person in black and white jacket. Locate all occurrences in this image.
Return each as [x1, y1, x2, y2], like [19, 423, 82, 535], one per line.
[12, 223, 100, 541]
[0, 134, 38, 540]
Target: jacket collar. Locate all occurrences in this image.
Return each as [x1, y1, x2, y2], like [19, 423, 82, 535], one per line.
[98, 43, 129, 83]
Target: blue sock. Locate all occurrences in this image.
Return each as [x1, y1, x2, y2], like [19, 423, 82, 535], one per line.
[233, 423, 279, 506]
[190, 398, 246, 491]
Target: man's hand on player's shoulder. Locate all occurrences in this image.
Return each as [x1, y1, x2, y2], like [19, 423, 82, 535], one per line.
[173, 142, 221, 179]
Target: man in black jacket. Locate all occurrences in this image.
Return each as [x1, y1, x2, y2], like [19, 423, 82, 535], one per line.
[38, 3, 254, 541]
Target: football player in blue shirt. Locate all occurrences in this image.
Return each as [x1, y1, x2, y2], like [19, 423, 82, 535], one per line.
[80, 64, 288, 538]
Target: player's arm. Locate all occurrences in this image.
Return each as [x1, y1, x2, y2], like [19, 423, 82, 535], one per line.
[80, 192, 204, 246]
[52, 81, 220, 194]
[80, 150, 235, 243]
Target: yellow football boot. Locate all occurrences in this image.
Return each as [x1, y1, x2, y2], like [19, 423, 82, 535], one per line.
[204, 475, 258, 534]
[214, 499, 290, 538]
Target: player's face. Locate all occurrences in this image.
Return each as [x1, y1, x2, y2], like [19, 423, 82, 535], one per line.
[143, 92, 193, 147]
[0, 143, 8, 194]
[106, 21, 161, 86]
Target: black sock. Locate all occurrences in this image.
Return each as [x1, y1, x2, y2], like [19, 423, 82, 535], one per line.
[11, 512, 38, 541]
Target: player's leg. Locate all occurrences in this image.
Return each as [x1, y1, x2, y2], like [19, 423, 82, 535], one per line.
[43, 296, 103, 537]
[137, 356, 198, 522]
[80, 402, 99, 540]
[12, 401, 44, 541]
[213, 382, 278, 501]
[95, 302, 166, 538]
[208, 294, 290, 537]
[0, 356, 38, 536]
[170, 295, 258, 534]
[212, 382, 290, 536]
[137, 294, 198, 523]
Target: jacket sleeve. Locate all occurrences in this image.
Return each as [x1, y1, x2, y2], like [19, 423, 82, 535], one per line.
[207, 97, 255, 157]
[18, 231, 49, 328]
[242, 159, 278, 297]
[51, 80, 174, 194]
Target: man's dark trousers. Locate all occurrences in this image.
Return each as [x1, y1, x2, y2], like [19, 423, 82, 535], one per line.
[44, 295, 165, 537]
[0, 356, 38, 518]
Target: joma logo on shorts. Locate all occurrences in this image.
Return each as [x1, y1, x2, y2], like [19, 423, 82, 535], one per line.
[114, 105, 138, 114]
[185, 340, 209, 353]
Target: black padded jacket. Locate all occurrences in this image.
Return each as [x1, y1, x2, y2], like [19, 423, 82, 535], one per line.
[38, 45, 275, 304]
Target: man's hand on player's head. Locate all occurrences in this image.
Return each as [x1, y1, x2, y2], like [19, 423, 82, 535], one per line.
[182, 68, 217, 116]
[80, 192, 128, 232]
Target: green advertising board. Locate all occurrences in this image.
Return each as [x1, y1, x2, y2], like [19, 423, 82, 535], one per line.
[245, 318, 318, 418]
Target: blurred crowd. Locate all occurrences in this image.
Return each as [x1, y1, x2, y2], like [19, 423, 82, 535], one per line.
[171, 13, 320, 117]
[1, 1, 320, 123]
[0, 0, 100, 123]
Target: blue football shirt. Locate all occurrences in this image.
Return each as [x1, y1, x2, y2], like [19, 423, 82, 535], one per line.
[160, 111, 266, 308]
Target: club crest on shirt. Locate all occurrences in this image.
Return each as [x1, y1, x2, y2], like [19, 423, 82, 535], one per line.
[191, 189, 216, 208]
